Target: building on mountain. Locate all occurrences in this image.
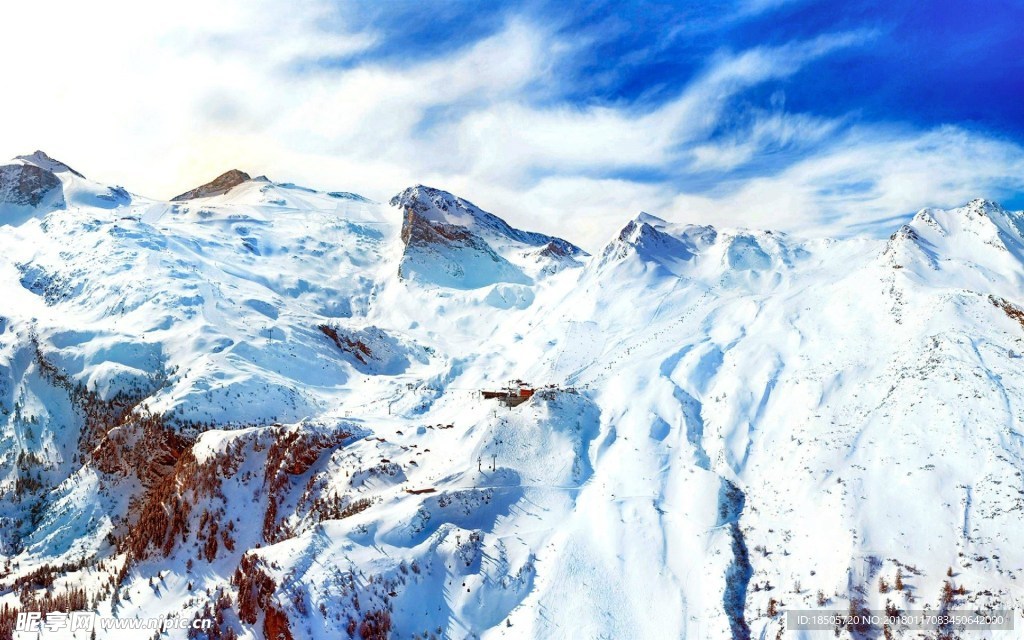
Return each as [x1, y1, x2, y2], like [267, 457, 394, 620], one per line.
[481, 380, 535, 407]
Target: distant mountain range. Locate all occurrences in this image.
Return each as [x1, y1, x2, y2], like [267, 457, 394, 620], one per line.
[1, 152, 1022, 639]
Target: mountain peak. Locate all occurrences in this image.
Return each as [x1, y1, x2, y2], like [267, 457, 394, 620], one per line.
[390, 184, 474, 225]
[606, 216, 687, 261]
[952, 198, 1006, 221]
[633, 211, 668, 228]
[886, 198, 1024, 271]
[909, 198, 1022, 237]
[390, 184, 584, 256]
[601, 213, 719, 268]
[966, 197, 1001, 210]
[392, 184, 585, 288]
[15, 150, 85, 178]
[171, 169, 251, 201]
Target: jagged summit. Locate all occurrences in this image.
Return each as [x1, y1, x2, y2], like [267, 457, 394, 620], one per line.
[908, 198, 1020, 228]
[962, 197, 1009, 213]
[391, 184, 584, 256]
[632, 211, 670, 228]
[392, 185, 584, 288]
[907, 198, 1024, 247]
[601, 211, 717, 265]
[881, 197, 1024, 274]
[15, 150, 85, 178]
[171, 169, 251, 201]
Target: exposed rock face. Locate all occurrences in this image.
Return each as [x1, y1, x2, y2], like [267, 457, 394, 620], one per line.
[538, 240, 572, 259]
[0, 163, 63, 207]
[391, 185, 586, 288]
[397, 206, 532, 288]
[390, 184, 584, 257]
[400, 206, 486, 249]
[171, 169, 251, 201]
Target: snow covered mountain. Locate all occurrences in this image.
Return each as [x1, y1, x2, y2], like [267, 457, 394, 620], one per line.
[391, 185, 585, 289]
[1, 152, 1023, 640]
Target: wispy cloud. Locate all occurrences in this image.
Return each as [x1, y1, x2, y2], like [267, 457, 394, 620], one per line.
[667, 125, 1024, 236]
[735, 0, 805, 17]
[0, 1, 1021, 252]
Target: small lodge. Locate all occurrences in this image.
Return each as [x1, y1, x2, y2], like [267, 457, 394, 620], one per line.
[481, 379, 536, 407]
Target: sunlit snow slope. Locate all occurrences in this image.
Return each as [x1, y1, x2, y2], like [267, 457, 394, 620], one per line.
[1, 153, 1022, 640]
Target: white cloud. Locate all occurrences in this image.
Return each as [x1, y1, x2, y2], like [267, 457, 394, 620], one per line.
[736, 0, 805, 15]
[688, 110, 840, 171]
[665, 125, 1024, 238]
[0, 0, 380, 188]
[0, 2, 1021, 253]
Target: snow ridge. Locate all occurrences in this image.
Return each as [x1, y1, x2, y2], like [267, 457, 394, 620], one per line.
[0, 151, 1023, 640]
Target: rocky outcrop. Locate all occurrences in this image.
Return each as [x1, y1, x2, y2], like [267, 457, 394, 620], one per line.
[233, 554, 296, 640]
[400, 206, 489, 250]
[391, 185, 586, 288]
[397, 206, 531, 288]
[171, 169, 251, 201]
[0, 163, 63, 207]
[391, 184, 584, 256]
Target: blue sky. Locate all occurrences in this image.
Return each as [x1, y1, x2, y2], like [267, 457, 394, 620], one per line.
[1, 0, 1022, 248]
[339, 0, 1024, 134]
